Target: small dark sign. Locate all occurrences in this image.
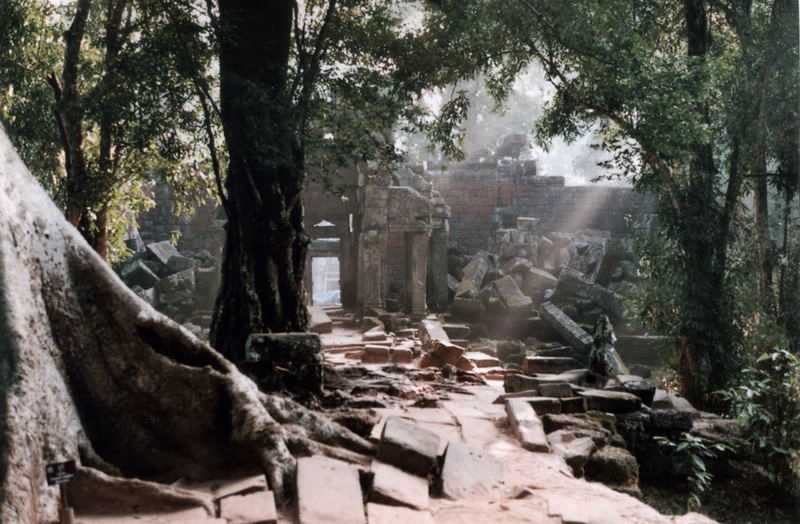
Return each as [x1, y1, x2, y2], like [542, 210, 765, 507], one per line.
[45, 460, 76, 486]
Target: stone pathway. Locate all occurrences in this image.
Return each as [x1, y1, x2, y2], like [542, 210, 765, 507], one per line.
[75, 318, 717, 523]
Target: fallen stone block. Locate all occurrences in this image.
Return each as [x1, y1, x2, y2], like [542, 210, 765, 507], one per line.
[134, 286, 156, 305]
[538, 382, 574, 398]
[369, 461, 429, 510]
[296, 456, 365, 524]
[504, 369, 590, 393]
[523, 316, 561, 342]
[308, 306, 333, 334]
[539, 302, 593, 353]
[505, 398, 549, 452]
[464, 351, 501, 368]
[166, 254, 196, 273]
[146, 240, 181, 266]
[157, 288, 193, 306]
[553, 267, 625, 319]
[455, 251, 491, 298]
[611, 374, 656, 405]
[560, 397, 588, 414]
[419, 319, 450, 347]
[219, 490, 277, 524]
[214, 474, 268, 500]
[366, 503, 434, 524]
[377, 417, 440, 476]
[578, 389, 642, 413]
[523, 356, 578, 375]
[362, 345, 390, 364]
[121, 259, 160, 289]
[442, 323, 470, 340]
[584, 446, 640, 494]
[547, 430, 597, 478]
[502, 257, 533, 275]
[363, 327, 388, 342]
[526, 397, 561, 415]
[391, 347, 414, 364]
[156, 268, 195, 294]
[493, 275, 533, 316]
[438, 442, 503, 499]
[520, 267, 559, 297]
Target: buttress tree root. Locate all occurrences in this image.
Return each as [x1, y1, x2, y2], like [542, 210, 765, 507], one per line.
[0, 127, 373, 522]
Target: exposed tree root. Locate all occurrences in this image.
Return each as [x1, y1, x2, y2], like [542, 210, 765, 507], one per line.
[0, 126, 372, 520]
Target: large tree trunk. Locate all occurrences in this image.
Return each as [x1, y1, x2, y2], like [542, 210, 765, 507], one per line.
[210, 0, 310, 362]
[0, 126, 371, 521]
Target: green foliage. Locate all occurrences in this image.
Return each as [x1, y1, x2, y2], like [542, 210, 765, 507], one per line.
[655, 432, 733, 510]
[727, 348, 800, 493]
[1, 0, 219, 260]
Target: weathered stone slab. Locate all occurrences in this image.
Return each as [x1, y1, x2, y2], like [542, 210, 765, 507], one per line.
[166, 255, 196, 273]
[584, 446, 640, 493]
[539, 302, 593, 353]
[578, 389, 642, 413]
[493, 275, 533, 315]
[243, 333, 323, 394]
[121, 259, 160, 289]
[308, 306, 332, 334]
[366, 503, 434, 524]
[377, 417, 440, 476]
[523, 356, 578, 375]
[135, 286, 156, 305]
[505, 398, 549, 452]
[214, 474, 268, 499]
[560, 397, 588, 414]
[520, 267, 559, 297]
[455, 251, 491, 298]
[442, 323, 471, 340]
[391, 347, 413, 364]
[363, 345, 390, 364]
[146, 240, 181, 267]
[612, 374, 656, 405]
[504, 369, 589, 393]
[526, 397, 561, 415]
[419, 319, 450, 347]
[554, 267, 625, 319]
[219, 490, 277, 524]
[156, 268, 195, 294]
[464, 351, 501, 368]
[369, 460, 429, 510]
[538, 382, 574, 398]
[363, 327, 388, 342]
[547, 430, 597, 478]
[296, 456, 365, 524]
[438, 442, 503, 499]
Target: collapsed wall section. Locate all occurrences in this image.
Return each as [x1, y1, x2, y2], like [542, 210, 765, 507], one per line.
[430, 161, 655, 252]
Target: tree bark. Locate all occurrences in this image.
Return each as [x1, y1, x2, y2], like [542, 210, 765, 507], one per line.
[0, 126, 370, 521]
[211, 0, 310, 362]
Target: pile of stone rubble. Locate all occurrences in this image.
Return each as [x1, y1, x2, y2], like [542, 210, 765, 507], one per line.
[116, 239, 218, 338]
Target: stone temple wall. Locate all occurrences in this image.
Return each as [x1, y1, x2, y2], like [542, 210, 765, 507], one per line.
[430, 161, 656, 253]
[137, 183, 222, 256]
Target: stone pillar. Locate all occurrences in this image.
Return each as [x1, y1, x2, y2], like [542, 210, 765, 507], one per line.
[427, 224, 449, 311]
[358, 229, 387, 313]
[357, 185, 389, 314]
[405, 230, 430, 320]
[427, 194, 450, 311]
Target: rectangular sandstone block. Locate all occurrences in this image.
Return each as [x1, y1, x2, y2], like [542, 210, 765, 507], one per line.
[505, 398, 549, 452]
[369, 460, 430, 510]
[438, 442, 503, 500]
[219, 490, 277, 524]
[539, 302, 593, 353]
[377, 417, 441, 476]
[523, 356, 578, 375]
[296, 456, 365, 524]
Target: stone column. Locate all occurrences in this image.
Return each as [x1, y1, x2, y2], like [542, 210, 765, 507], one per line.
[427, 224, 449, 311]
[357, 229, 387, 313]
[405, 230, 430, 320]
